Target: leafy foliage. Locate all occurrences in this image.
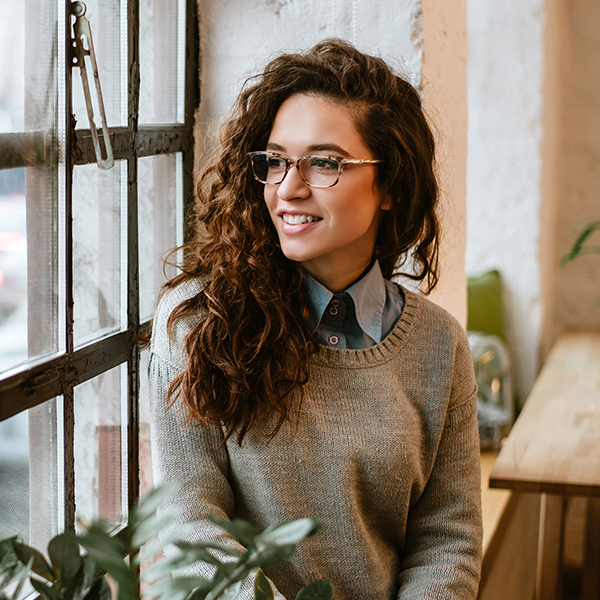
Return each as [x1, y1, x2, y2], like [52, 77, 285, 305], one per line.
[0, 484, 332, 600]
[561, 221, 600, 266]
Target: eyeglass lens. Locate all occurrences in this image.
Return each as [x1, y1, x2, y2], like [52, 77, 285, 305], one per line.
[251, 154, 340, 188]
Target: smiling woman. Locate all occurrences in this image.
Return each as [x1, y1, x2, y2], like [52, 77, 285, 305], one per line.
[149, 40, 482, 600]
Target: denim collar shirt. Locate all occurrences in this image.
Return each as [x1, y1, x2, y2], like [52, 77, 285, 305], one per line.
[304, 261, 405, 349]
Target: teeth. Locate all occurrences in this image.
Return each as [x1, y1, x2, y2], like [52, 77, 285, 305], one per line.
[282, 214, 321, 225]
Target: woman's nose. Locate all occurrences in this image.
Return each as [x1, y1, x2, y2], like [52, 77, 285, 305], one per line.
[276, 164, 311, 201]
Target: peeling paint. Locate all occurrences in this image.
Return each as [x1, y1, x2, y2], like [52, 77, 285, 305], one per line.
[410, 1, 423, 53]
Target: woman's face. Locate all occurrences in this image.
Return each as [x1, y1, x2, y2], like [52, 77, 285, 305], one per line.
[263, 94, 390, 293]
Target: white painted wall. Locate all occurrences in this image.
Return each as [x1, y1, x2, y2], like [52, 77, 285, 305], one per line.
[195, 0, 469, 324]
[466, 0, 546, 404]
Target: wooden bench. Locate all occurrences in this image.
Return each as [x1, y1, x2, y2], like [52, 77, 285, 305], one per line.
[479, 330, 600, 600]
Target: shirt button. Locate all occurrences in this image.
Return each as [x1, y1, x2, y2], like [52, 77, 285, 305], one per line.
[328, 335, 339, 346]
[328, 306, 339, 316]
[330, 298, 341, 307]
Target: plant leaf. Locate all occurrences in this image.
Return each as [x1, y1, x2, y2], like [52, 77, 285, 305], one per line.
[205, 517, 261, 547]
[259, 520, 321, 547]
[48, 532, 82, 592]
[129, 483, 178, 528]
[253, 569, 274, 600]
[76, 525, 134, 597]
[216, 579, 242, 600]
[561, 221, 600, 266]
[82, 576, 111, 600]
[295, 580, 333, 600]
[13, 542, 54, 582]
[72, 555, 104, 600]
[245, 545, 295, 570]
[130, 510, 178, 551]
[145, 575, 210, 600]
[30, 577, 60, 600]
[171, 541, 226, 568]
[0, 536, 21, 572]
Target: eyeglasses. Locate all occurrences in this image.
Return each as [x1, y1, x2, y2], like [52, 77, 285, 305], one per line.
[248, 151, 382, 188]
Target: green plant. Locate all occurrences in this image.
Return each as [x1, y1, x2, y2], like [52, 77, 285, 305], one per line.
[0, 485, 332, 600]
[561, 220, 600, 306]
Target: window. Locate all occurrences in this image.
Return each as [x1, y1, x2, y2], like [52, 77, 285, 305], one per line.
[0, 0, 198, 552]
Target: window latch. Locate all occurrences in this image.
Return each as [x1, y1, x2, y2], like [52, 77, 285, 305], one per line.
[71, 1, 114, 170]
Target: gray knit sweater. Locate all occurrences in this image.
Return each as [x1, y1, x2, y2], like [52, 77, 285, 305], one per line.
[149, 279, 482, 600]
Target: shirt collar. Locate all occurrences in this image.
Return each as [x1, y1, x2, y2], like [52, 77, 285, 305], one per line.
[304, 261, 387, 343]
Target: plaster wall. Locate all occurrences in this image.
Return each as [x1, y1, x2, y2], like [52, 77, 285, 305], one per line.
[195, 0, 469, 324]
[552, 0, 600, 339]
[466, 0, 546, 403]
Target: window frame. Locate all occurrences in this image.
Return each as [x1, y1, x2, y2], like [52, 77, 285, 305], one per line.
[0, 0, 199, 528]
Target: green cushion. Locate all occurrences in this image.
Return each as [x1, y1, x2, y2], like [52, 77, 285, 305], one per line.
[467, 270, 505, 341]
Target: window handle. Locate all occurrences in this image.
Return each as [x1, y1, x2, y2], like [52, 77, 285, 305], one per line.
[71, 1, 114, 170]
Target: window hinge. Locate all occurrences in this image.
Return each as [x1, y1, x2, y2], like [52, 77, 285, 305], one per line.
[71, 1, 115, 170]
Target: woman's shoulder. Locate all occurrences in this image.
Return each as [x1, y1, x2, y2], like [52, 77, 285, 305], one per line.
[150, 277, 206, 367]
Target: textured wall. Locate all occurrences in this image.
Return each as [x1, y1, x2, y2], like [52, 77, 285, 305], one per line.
[194, 0, 470, 324]
[553, 0, 600, 337]
[466, 0, 546, 403]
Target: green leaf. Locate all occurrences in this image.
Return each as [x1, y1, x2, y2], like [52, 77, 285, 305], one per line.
[295, 580, 333, 600]
[30, 577, 60, 600]
[48, 532, 82, 591]
[145, 575, 210, 600]
[253, 569, 274, 600]
[259, 520, 321, 547]
[72, 555, 104, 600]
[205, 517, 261, 547]
[130, 510, 178, 550]
[13, 542, 54, 582]
[0, 536, 21, 572]
[76, 525, 134, 597]
[561, 221, 600, 266]
[215, 579, 242, 600]
[245, 545, 295, 570]
[186, 587, 209, 600]
[82, 576, 111, 600]
[137, 523, 198, 563]
[129, 483, 178, 528]
[172, 541, 226, 568]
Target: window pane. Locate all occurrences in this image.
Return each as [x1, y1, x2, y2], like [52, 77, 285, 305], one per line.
[72, 0, 127, 129]
[0, 410, 29, 542]
[73, 161, 126, 346]
[139, 349, 153, 494]
[0, 172, 27, 372]
[138, 153, 183, 321]
[0, 1, 24, 132]
[139, 0, 186, 124]
[75, 364, 127, 531]
[28, 398, 64, 551]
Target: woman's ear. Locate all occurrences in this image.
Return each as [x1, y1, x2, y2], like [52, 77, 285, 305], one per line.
[380, 194, 393, 211]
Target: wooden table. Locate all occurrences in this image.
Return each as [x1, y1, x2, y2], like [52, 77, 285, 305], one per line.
[489, 330, 600, 600]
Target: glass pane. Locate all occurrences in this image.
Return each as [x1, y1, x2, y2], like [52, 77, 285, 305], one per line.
[139, 0, 186, 124]
[75, 364, 127, 531]
[0, 172, 27, 372]
[139, 349, 153, 494]
[73, 161, 126, 346]
[0, 1, 60, 374]
[0, 2, 24, 132]
[72, 0, 127, 129]
[138, 153, 183, 321]
[0, 410, 29, 542]
[28, 398, 64, 551]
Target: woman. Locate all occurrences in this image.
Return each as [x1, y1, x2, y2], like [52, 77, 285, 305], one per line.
[150, 39, 482, 599]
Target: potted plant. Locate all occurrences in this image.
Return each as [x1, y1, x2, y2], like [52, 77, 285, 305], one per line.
[0, 484, 332, 600]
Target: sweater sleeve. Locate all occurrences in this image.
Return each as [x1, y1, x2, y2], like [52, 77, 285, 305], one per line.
[148, 287, 288, 600]
[397, 328, 483, 599]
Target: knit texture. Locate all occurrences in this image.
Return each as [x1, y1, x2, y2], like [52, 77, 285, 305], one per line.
[149, 279, 483, 600]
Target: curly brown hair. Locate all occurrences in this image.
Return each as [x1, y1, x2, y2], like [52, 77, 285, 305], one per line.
[161, 39, 439, 444]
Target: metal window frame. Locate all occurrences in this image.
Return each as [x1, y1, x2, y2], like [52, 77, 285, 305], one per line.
[0, 0, 199, 524]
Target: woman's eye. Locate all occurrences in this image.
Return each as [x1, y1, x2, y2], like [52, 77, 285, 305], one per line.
[266, 157, 286, 171]
[309, 157, 338, 172]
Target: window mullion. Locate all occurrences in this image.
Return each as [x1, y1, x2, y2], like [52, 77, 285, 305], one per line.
[126, 0, 141, 512]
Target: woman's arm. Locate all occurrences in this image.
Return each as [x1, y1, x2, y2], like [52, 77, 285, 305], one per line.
[148, 284, 288, 599]
[398, 330, 483, 599]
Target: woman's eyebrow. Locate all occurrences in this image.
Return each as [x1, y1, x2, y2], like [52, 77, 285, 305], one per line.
[265, 142, 350, 156]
